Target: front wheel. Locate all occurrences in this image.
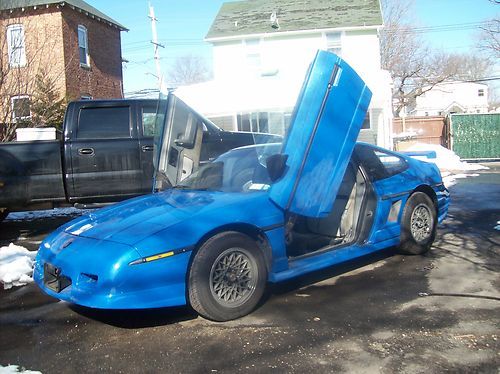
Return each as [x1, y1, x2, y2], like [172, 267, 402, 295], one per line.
[188, 232, 267, 321]
[399, 192, 437, 255]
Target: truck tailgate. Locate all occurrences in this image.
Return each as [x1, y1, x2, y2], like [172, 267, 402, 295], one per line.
[0, 140, 66, 207]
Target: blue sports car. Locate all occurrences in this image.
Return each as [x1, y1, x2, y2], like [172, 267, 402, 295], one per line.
[34, 51, 449, 321]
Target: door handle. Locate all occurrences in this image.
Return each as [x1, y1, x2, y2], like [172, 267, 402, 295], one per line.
[78, 148, 95, 155]
[142, 145, 154, 152]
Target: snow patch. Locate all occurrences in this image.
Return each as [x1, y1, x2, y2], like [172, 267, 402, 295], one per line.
[495, 221, 500, 231]
[0, 244, 37, 289]
[0, 365, 42, 374]
[405, 143, 487, 188]
[406, 143, 488, 172]
[442, 173, 480, 188]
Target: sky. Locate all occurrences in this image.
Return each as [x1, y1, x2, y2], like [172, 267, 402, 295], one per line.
[84, 0, 499, 96]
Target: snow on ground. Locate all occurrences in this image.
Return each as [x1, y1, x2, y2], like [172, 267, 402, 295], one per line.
[0, 243, 37, 290]
[405, 143, 488, 188]
[495, 221, 500, 231]
[5, 207, 89, 222]
[0, 365, 42, 374]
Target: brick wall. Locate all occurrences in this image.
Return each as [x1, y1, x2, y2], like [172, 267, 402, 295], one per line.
[61, 7, 123, 100]
[0, 4, 124, 127]
[0, 7, 66, 121]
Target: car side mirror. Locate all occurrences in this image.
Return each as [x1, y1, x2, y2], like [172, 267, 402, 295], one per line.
[266, 153, 288, 182]
[174, 119, 200, 149]
[174, 137, 195, 149]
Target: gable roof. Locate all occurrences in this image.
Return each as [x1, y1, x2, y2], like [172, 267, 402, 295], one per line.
[0, 0, 127, 31]
[206, 0, 382, 40]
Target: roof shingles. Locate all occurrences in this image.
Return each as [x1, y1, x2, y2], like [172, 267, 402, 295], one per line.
[206, 0, 382, 39]
[0, 0, 127, 30]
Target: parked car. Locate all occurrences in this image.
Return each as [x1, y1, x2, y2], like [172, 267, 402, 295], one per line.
[34, 51, 449, 321]
[0, 99, 280, 221]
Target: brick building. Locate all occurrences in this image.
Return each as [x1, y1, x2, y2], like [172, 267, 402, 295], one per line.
[0, 0, 126, 127]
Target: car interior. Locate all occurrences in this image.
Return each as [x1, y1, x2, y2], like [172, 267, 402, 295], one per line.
[286, 162, 368, 257]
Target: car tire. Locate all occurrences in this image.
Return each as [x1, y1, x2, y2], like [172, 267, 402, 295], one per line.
[188, 231, 267, 321]
[399, 192, 437, 255]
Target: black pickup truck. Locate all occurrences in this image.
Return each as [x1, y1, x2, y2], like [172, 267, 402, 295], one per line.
[0, 97, 280, 220]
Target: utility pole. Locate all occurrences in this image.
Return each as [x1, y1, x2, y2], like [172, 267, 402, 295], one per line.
[148, 3, 164, 89]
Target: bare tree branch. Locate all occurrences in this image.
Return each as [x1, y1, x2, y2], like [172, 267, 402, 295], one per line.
[167, 54, 211, 86]
[477, 18, 500, 58]
[380, 0, 493, 116]
[0, 11, 71, 141]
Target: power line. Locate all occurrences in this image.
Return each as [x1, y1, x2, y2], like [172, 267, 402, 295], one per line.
[382, 21, 493, 34]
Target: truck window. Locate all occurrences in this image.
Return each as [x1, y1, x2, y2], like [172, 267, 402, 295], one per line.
[77, 106, 131, 139]
[142, 106, 157, 137]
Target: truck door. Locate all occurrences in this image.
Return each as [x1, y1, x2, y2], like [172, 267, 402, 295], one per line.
[269, 50, 372, 218]
[68, 104, 143, 202]
[153, 94, 204, 191]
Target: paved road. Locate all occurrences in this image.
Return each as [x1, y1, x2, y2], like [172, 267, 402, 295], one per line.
[1, 166, 499, 373]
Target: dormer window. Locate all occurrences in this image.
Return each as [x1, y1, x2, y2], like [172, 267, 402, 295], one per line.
[78, 25, 89, 67]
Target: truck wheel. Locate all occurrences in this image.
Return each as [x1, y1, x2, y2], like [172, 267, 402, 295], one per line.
[399, 192, 437, 255]
[188, 231, 267, 321]
[0, 209, 9, 222]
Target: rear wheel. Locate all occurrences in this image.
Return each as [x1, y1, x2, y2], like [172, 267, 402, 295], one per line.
[399, 192, 436, 255]
[188, 232, 267, 321]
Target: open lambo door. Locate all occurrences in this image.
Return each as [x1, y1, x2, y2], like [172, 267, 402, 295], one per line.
[153, 93, 206, 191]
[269, 50, 372, 218]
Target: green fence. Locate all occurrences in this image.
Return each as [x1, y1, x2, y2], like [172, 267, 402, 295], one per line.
[451, 113, 500, 159]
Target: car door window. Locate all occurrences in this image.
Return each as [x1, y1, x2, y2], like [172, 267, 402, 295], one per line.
[374, 150, 408, 177]
[356, 145, 407, 181]
[77, 106, 131, 139]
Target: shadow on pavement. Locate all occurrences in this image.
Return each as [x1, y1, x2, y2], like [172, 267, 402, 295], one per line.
[68, 304, 198, 328]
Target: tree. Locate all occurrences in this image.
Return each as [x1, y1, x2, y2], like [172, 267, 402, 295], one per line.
[0, 12, 69, 141]
[167, 54, 211, 86]
[30, 70, 66, 129]
[379, 0, 492, 116]
[477, 18, 500, 59]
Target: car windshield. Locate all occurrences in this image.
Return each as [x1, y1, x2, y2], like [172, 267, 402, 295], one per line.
[176, 143, 282, 193]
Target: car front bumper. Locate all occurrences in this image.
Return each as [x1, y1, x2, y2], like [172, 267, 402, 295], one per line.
[34, 234, 192, 309]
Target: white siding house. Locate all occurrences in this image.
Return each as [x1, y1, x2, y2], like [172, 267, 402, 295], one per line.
[410, 82, 489, 116]
[176, 0, 393, 148]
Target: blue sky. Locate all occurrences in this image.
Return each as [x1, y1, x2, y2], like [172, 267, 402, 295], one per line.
[84, 0, 499, 94]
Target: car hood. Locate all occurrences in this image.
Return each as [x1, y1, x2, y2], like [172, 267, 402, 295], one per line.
[63, 190, 268, 246]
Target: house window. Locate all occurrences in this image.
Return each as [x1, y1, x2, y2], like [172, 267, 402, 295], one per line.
[209, 115, 235, 132]
[244, 39, 261, 73]
[78, 25, 89, 67]
[7, 24, 27, 67]
[361, 112, 371, 130]
[478, 89, 484, 97]
[11, 95, 31, 121]
[237, 112, 268, 133]
[325, 32, 342, 56]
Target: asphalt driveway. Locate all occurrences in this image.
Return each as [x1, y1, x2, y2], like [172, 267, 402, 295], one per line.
[1, 165, 499, 373]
